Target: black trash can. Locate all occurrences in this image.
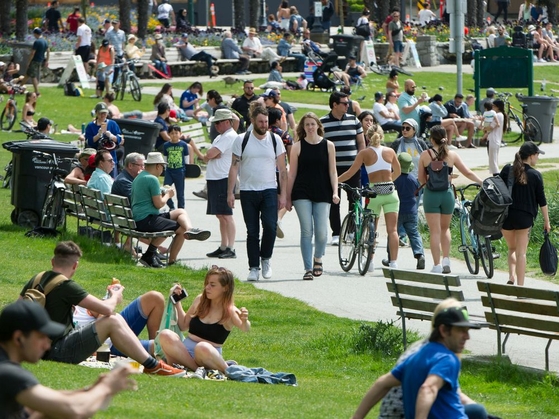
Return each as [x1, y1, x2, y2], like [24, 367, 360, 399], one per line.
[114, 118, 160, 158]
[331, 34, 364, 67]
[517, 95, 559, 143]
[3, 139, 79, 228]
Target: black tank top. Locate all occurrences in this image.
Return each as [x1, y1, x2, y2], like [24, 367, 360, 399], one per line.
[189, 316, 230, 344]
[291, 138, 333, 203]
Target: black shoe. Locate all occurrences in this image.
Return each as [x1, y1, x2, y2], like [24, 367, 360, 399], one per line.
[140, 253, 163, 268]
[218, 248, 236, 259]
[207, 247, 226, 258]
[156, 250, 168, 261]
[185, 228, 211, 241]
[416, 255, 426, 270]
[382, 259, 390, 267]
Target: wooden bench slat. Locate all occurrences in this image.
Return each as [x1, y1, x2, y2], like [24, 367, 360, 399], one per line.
[477, 281, 559, 302]
[383, 268, 461, 286]
[387, 283, 465, 301]
[480, 296, 559, 317]
[490, 313, 559, 334]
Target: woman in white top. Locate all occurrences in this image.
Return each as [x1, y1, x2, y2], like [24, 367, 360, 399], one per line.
[486, 26, 496, 48]
[277, 1, 291, 30]
[385, 92, 400, 119]
[338, 124, 401, 269]
[518, 0, 534, 22]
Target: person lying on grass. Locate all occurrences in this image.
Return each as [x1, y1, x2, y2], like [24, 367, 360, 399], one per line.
[158, 265, 250, 374]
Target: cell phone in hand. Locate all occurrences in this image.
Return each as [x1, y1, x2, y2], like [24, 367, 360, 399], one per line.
[171, 288, 188, 304]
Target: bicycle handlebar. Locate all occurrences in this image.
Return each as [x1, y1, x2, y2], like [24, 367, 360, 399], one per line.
[339, 183, 378, 199]
[455, 183, 480, 200]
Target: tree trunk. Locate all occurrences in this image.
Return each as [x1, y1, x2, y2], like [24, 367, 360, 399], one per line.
[476, 0, 484, 27]
[466, 0, 477, 27]
[119, 0, 131, 34]
[15, 0, 28, 42]
[233, 0, 245, 30]
[541, 0, 557, 23]
[137, 0, 149, 40]
[81, 0, 88, 21]
[378, 1, 389, 25]
[0, 0, 11, 36]
[249, 0, 259, 29]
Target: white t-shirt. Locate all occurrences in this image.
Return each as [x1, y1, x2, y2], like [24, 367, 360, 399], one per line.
[418, 9, 435, 26]
[77, 23, 92, 47]
[206, 127, 236, 180]
[483, 109, 497, 128]
[232, 131, 285, 191]
[385, 101, 400, 119]
[373, 102, 393, 125]
[158, 3, 173, 19]
[73, 306, 112, 347]
[242, 36, 263, 56]
[487, 112, 504, 147]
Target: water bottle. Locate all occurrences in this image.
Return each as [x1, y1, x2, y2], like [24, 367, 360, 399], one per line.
[541, 78, 546, 92]
[81, 123, 85, 134]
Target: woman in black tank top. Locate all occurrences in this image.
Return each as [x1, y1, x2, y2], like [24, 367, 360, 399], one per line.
[286, 112, 340, 280]
[158, 266, 251, 374]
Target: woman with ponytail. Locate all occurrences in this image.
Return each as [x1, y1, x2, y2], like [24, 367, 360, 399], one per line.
[499, 142, 550, 286]
[418, 125, 483, 274]
[339, 123, 401, 270]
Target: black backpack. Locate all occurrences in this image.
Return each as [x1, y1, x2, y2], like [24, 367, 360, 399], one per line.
[470, 175, 513, 237]
[426, 150, 451, 192]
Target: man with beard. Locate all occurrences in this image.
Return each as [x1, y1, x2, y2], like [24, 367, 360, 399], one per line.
[227, 103, 287, 282]
[232, 80, 258, 132]
[398, 79, 427, 126]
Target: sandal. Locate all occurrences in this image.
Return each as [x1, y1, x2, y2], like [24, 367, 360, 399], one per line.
[303, 270, 314, 280]
[312, 261, 323, 277]
[507, 280, 515, 285]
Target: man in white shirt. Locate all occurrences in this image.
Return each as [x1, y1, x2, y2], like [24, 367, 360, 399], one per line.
[418, 2, 436, 26]
[157, 0, 175, 29]
[242, 27, 283, 65]
[75, 17, 92, 65]
[227, 103, 287, 282]
[373, 92, 402, 134]
[204, 109, 238, 259]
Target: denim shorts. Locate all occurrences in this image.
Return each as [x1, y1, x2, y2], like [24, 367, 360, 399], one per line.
[393, 40, 404, 53]
[183, 336, 222, 359]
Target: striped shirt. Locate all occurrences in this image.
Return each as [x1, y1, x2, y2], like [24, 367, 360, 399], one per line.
[320, 112, 363, 169]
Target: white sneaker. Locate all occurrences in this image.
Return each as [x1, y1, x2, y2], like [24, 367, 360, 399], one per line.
[442, 257, 451, 273]
[191, 366, 206, 379]
[261, 258, 272, 279]
[431, 264, 443, 273]
[247, 267, 260, 282]
[448, 145, 458, 150]
[331, 235, 340, 246]
[538, 58, 547, 63]
[276, 220, 285, 239]
[389, 261, 398, 268]
[456, 135, 467, 143]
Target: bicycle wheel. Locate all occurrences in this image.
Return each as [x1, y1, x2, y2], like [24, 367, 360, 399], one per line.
[41, 187, 57, 229]
[479, 235, 494, 279]
[357, 215, 376, 275]
[459, 214, 479, 275]
[2, 162, 12, 189]
[1, 103, 17, 131]
[339, 213, 357, 272]
[393, 66, 413, 76]
[118, 74, 127, 100]
[129, 76, 142, 101]
[523, 115, 543, 145]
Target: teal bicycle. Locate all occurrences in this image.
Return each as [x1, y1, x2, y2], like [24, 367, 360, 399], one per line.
[338, 183, 378, 275]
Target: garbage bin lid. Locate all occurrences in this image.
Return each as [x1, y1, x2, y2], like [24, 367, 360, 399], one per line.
[518, 95, 559, 102]
[113, 118, 160, 128]
[2, 139, 80, 154]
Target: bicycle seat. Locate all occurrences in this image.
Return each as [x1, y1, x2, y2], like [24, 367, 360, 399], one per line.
[362, 189, 377, 199]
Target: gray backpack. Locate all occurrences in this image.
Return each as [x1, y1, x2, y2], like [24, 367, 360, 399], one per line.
[426, 150, 451, 192]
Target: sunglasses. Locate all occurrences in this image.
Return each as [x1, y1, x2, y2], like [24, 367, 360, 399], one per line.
[402, 126, 414, 131]
[338, 101, 350, 106]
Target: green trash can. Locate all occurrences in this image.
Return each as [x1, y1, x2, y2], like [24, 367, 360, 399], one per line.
[518, 95, 559, 143]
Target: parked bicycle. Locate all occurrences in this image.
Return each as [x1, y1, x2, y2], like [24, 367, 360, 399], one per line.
[112, 59, 142, 101]
[338, 183, 378, 275]
[1, 161, 12, 189]
[369, 63, 413, 77]
[456, 183, 498, 279]
[498, 92, 543, 145]
[1, 82, 25, 131]
[35, 151, 72, 229]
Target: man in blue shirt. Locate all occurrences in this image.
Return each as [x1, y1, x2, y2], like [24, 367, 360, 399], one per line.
[22, 28, 50, 96]
[352, 304, 487, 419]
[398, 79, 426, 126]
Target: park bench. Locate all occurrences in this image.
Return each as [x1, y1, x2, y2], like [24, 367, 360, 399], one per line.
[79, 185, 114, 243]
[383, 268, 472, 349]
[62, 183, 87, 232]
[104, 193, 175, 264]
[477, 281, 559, 371]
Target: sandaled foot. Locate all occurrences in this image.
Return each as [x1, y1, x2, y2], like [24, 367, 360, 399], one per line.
[507, 280, 514, 285]
[312, 261, 323, 277]
[303, 270, 314, 280]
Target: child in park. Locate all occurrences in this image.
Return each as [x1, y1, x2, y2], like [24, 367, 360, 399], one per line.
[163, 125, 189, 209]
[480, 100, 499, 147]
[483, 99, 506, 175]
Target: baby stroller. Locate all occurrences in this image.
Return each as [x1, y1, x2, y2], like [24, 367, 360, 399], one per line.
[304, 51, 344, 92]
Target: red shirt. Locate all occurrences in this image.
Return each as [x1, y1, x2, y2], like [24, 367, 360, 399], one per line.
[66, 12, 80, 34]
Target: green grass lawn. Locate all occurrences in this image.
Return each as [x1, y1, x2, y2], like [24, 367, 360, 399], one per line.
[2, 72, 559, 418]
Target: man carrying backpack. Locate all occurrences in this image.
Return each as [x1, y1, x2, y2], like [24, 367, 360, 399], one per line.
[19, 241, 186, 377]
[227, 103, 287, 282]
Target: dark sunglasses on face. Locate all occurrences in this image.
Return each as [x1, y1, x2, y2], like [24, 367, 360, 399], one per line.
[402, 125, 414, 131]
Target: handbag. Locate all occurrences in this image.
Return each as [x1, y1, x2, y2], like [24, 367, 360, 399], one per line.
[539, 231, 558, 276]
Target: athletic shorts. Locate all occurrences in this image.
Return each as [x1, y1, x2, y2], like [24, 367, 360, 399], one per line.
[502, 208, 534, 230]
[135, 212, 179, 232]
[393, 40, 404, 53]
[366, 189, 399, 215]
[47, 322, 101, 364]
[423, 188, 455, 214]
[207, 178, 232, 215]
[183, 336, 223, 359]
